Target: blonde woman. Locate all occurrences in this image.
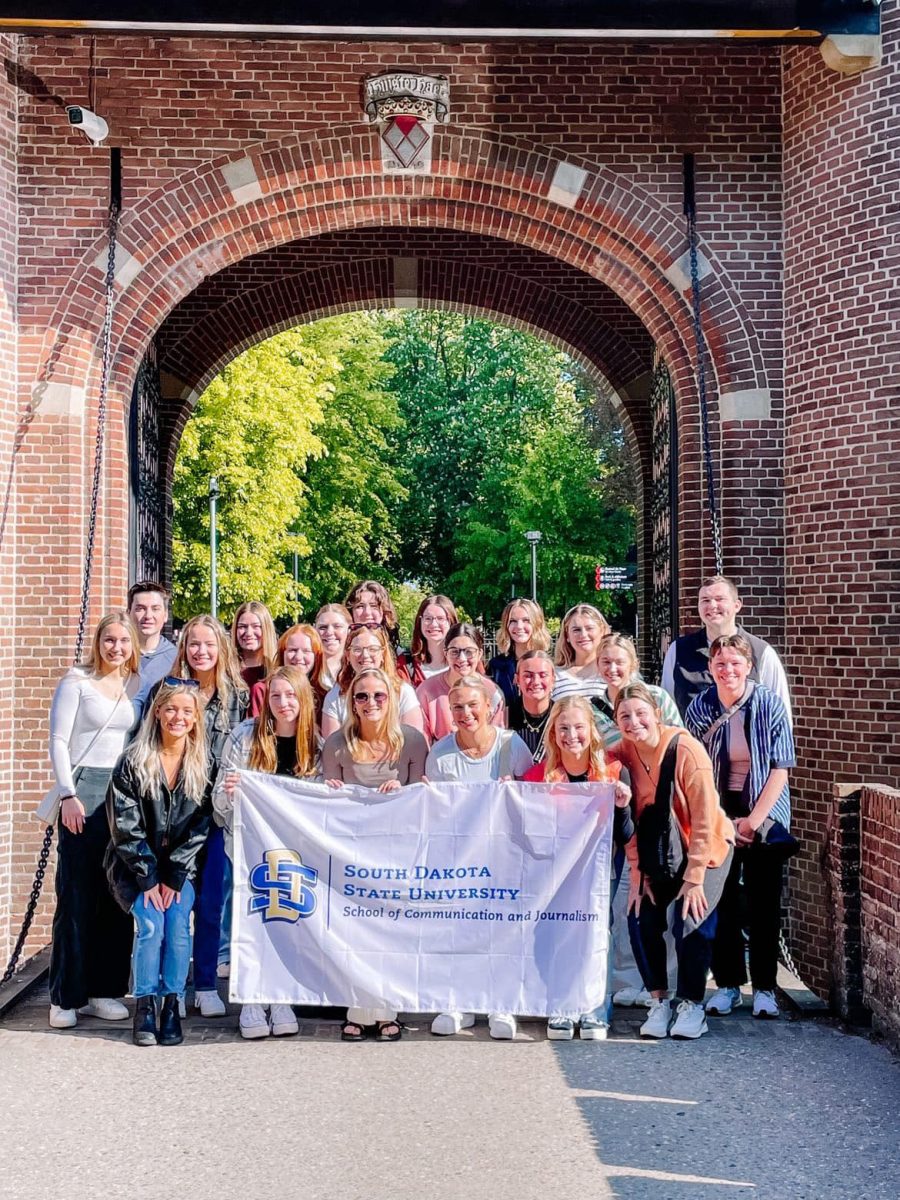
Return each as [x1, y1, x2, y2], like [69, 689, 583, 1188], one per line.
[552, 604, 612, 705]
[322, 668, 428, 1042]
[159, 615, 247, 1014]
[105, 679, 212, 1048]
[595, 634, 682, 749]
[315, 603, 351, 687]
[231, 600, 278, 689]
[524, 696, 631, 1041]
[488, 599, 552, 707]
[320, 625, 423, 739]
[47, 611, 141, 1030]
[215, 667, 319, 1040]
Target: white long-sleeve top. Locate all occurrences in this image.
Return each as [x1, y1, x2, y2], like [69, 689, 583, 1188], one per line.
[49, 668, 140, 795]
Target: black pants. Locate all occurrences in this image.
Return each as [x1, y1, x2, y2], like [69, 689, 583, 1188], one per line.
[48, 772, 133, 1010]
[627, 852, 732, 1005]
[712, 843, 784, 992]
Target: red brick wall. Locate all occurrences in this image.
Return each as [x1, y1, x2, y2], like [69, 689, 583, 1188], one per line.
[3, 34, 792, 961]
[0, 33, 18, 963]
[860, 785, 900, 1050]
[782, 12, 900, 994]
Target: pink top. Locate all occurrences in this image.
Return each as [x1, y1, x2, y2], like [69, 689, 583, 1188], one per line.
[415, 671, 507, 743]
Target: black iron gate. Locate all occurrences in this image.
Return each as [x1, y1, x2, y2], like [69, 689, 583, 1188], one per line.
[129, 342, 163, 584]
[647, 353, 678, 682]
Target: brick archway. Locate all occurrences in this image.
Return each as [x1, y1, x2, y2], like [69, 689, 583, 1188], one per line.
[32, 125, 774, 622]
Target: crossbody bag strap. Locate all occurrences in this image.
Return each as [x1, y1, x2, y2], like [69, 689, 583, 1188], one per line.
[699, 682, 755, 746]
[67, 684, 129, 783]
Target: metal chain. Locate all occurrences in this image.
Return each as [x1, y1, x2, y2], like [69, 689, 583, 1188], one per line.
[1, 199, 119, 988]
[686, 206, 724, 576]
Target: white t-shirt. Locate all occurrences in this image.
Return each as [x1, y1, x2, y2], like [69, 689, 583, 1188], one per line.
[425, 729, 533, 782]
[49, 668, 141, 794]
[322, 680, 421, 726]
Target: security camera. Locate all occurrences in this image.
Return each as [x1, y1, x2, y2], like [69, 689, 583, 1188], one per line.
[66, 106, 109, 146]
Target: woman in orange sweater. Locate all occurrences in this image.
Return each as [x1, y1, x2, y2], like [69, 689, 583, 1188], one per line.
[611, 682, 734, 1041]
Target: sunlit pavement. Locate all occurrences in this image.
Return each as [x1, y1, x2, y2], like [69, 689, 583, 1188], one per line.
[2, 984, 898, 1200]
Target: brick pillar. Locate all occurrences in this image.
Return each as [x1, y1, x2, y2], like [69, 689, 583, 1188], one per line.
[824, 785, 868, 1025]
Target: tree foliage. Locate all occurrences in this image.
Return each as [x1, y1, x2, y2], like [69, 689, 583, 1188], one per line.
[172, 310, 636, 626]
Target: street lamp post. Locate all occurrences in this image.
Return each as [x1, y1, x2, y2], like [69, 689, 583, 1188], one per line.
[524, 530, 542, 602]
[209, 476, 219, 619]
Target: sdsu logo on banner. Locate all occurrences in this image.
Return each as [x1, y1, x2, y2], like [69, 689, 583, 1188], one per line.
[231, 772, 614, 1018]
[248, 849, 318, 924]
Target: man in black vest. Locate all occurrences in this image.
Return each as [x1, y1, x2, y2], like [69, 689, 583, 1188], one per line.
[661, 575, 792, 722]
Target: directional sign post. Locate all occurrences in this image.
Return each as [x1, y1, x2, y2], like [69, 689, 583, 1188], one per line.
[594, 564, 636, 592]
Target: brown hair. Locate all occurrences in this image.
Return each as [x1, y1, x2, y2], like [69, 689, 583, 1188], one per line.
[699, 575, 740, 600]
[709, 633, 753, 665]
[554, 604, 611, 668]
[409, 594, 458, 664]
[612, 681, 663, 718]
[543, 697, 613, 783]
[127, 580, 169, 609]
[495, 599, 552, 656]
[344, 580, 399, 647]
[248, 667, 318, 778]
[231, 601, 278, 672]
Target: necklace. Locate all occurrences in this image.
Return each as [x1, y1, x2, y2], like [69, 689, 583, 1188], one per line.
[520, 707, 548, 734]
[635, 751, 656, 777]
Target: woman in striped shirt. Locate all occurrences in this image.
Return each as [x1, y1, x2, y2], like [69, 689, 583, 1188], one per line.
[594, 634, 682, 749]
[685, 634, 795, 1021]
[551, 604, 611, 705]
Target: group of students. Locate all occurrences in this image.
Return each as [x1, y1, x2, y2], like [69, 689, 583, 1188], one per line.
[46, 573, 795, 1046]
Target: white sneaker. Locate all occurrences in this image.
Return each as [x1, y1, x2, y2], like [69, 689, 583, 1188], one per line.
[78, 997, 129, 1021]
[546, 1017, 575, 1040]
[613, 985, 653, 1008]
[49, 1005, 77, 1029]
[578, 1014, 609, 1041]
[270, 1004, 299, 1037]
[488, 1012, 517, 1040]
[178, 997, 187, 1019]
[706, 986, 743, 1015]
[216, 961, 231, 979]
[194, 989, 226, 1018]
[752, 989, 780, 1019]
[239, 1004, 271, 1039]
[431, 1011, 475, 1036]
[639, 998, 672, 1038]
[670, 1000, 709, 1040]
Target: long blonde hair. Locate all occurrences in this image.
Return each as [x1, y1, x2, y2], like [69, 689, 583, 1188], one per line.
[341, 668, 404, 765]
[173, 615, 247, 711]
[543, 696, 613, 782]
[248, 667, 318, 778]
[127, 681, 209, 804]
[231, 601, 278, 672]
[82, 610, 140, 677]
[496, 599, 552, 656]
[554, 604, 611, 668]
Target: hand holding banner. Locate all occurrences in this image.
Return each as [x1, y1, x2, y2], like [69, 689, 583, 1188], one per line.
[232, 772, 614, 1019]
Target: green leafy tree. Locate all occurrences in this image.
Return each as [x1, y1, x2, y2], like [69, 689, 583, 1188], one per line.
[172, 333, 333, 621]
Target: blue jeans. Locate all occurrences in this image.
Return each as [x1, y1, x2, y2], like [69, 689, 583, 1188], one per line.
[218, 853, 233, 966]
[131, 880, 195, 997]
[193, 825, 227, 991]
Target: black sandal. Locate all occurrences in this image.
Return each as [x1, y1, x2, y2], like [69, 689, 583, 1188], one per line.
[341, 1020, 366, 1042]
[375, 1020, 402, 1042]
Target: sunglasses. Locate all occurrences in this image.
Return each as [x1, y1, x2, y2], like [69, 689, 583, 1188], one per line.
[353, 691, 388, 704]
[163, 676, 200, 689]
[349, 621, 382, 633]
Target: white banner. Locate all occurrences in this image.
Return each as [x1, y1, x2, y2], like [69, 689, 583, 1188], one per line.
[231, 772, 614, 1018]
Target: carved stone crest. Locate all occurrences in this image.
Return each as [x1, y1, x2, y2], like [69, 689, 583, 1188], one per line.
[364, 72, 449, 174]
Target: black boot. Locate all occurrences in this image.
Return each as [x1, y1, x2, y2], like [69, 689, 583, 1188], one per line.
[133, 996, 158, 1047]
[158, 993, 184, 1046]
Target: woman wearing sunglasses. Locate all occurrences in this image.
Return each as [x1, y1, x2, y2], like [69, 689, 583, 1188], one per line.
[552, 604, 612, 705]
[416, 622, 506, 744]
[214, 666, 320, 1039]
[161, 616, 247, 1015]
[322, 667, 428, 1043]
[320, 625, 423, 739]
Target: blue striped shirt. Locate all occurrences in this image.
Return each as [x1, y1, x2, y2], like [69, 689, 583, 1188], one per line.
[685, 683, 794, 828]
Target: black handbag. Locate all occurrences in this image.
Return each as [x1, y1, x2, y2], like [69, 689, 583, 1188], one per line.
[636, 735, 684, 883]
[755, 815, 800, 860]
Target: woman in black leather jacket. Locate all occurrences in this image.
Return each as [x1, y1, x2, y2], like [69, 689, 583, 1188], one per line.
[105, 679, 212, 1047]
